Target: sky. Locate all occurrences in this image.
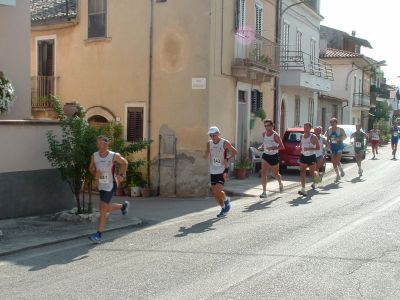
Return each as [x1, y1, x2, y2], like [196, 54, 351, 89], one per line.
[320, 0, 400, 87]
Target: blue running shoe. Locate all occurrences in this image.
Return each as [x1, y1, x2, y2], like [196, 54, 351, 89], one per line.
[121, 200, 129, 215]
[223, 197, 231, 213]
[217, 208, 225, 218]
[88, 232, 101, 244]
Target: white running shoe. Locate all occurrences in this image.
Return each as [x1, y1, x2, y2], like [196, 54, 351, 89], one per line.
[260, 191, 267, 198]
[340, 168, 345, 177]
[279, 183, 284, 192]
[298, 188, 307, 196]
[335, 174, 340, 182]
[358, 168, 363, 176]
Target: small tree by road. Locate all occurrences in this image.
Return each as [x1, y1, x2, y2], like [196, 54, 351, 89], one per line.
[45, 97, 100, 214]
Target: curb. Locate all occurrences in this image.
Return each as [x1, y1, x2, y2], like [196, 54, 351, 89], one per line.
[0, 218, 143, 257]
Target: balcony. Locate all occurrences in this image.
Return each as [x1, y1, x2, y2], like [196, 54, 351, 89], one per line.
[280, 48, 333, 92]
[353, 93, 370, 109]
[31, 76, 58, 118]
[232, 31, 279, 83]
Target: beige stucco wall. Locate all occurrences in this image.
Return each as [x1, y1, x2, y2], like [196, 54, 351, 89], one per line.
[0, 0, 31, 119]
[0, 121, 61, 172]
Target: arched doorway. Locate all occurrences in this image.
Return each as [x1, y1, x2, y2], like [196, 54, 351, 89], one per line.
[88, 115, 109, 128]
[280, 99, 286, 135]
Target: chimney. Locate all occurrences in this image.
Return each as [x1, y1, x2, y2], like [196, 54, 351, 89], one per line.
[319, 39, 327, 55]
[352, 30, 356, 37]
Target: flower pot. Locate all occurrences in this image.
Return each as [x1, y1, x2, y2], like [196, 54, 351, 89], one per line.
[141, 187, 151, 197]
[234, 168, 248, 180]
[63, 102, 78, 117]
[131, 186, 141, 197]
[115, 185, 124, 196]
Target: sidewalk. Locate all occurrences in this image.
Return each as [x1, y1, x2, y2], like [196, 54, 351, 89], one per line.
[0, 207, 142, 257]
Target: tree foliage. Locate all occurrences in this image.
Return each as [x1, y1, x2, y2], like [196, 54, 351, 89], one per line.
[45, 97, 100, 214]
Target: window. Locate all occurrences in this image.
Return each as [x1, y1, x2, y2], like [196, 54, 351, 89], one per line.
[127, 107, 144, 142]
[296, 30, 302, 56]
[282, 22, 290, 69]
[295, 95, 300, 126]
[235, 0, 246, 31]
[310, 38, 317, 72]
[255, 2, 263, 37]
[251, 90, 263, 113]
[353, 76, 357, 93]
[332, 104, 338, 118]
[88, 0, 107, 38]
[308, 98, 314, 124]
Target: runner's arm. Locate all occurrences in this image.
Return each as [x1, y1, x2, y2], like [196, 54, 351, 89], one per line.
[204, 142, 210, 159]
[274, 134, 285, 151]
[89, 155, 98, 178]
[113, 153, 128, 176]
[311, 135, 320, 151]
[223, 140, 238, 162]
[258, 132, 265, 151]
[340, 128, 347, 141]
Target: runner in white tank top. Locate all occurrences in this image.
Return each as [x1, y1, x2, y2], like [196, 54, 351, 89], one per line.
[369, 124, 380, 159]
[88, 135, 129, 244]
[257, 119, 285, 198]
[314, 126, 328, 181]
[298, 123, 320, 196]
[205, 126, 237, 218]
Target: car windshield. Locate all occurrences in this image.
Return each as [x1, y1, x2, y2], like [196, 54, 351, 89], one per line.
[284, 132, 303, 142]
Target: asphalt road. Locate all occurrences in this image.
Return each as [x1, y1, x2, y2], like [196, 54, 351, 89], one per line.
[2, 152, 400, 299]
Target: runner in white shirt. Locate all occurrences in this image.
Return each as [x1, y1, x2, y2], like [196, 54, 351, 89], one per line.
[204, 126, 237, 218]
[257, 119, 285, 198]
[298, 123, 320, 196]
[314, 126, 328, 181]
[369, 124, 380, 159]
[88, 136, 129, 243]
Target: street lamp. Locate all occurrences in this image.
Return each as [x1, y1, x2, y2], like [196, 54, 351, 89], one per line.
[274, 0, 307, 131]
[345, 60, 386, 91]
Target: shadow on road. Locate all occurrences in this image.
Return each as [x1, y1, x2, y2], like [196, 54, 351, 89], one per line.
[348, 176, 366, 183]
[174, 217, 223, 237]
[243, 196, 282, 213]
[318, 182, 342, 191]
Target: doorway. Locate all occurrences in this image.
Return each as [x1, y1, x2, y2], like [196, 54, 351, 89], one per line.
[237, 89, 249, 160]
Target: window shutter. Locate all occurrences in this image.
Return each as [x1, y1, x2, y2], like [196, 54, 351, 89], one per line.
[235, 0, 240, 30]
[255, 4, 262, 38]
[251, 90, 263, 113]
[127, 107, 144, 142]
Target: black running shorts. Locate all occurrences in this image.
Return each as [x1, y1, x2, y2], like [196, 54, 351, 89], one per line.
[211, 173, 225, 186]
[99, 182, 117, 203]
[299, 154, 316, 165]
[262, 153, 279, 166]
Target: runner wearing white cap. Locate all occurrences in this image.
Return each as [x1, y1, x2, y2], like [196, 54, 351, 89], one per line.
[204, 126, 237, 217]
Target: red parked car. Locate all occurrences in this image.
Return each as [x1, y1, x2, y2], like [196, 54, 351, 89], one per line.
[279, 127, 326, 172]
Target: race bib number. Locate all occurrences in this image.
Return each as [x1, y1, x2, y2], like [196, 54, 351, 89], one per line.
[331, 137, 337, 144]
[99, 173, 110, 184]
[212, 157, 222, 167]
[355, 142, 362, 148]
[394, 132, 398, 137]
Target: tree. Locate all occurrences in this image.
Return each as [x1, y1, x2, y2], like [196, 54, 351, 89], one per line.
[45, 97, 100, 214]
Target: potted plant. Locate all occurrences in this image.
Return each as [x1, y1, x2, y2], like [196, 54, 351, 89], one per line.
[254, 108, 266, 121]
[0, 71, 16, 114]
[129, 179, 141, 197]
[140, 183, 151, 197]
[234, 159, 252, 179]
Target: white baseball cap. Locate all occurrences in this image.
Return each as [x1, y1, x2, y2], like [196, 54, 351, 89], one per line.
[207, 126, 220, 135]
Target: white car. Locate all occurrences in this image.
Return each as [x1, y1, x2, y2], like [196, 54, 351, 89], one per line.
[326, 124, 367, 160]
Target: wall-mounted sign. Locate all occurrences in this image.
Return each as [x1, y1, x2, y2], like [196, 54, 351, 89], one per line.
[192, 77, 206, 90]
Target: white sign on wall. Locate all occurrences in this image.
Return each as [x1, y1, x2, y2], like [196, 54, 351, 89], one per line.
[192, 77, 207, 90]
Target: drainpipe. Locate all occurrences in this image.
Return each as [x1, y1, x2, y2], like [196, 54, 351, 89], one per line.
[274, 0, 282, 130]
[147, 0, 154, 187]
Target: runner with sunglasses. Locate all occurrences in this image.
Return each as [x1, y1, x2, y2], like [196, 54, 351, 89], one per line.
[204, 127, 237, 217]
[257, 119, 285, 198]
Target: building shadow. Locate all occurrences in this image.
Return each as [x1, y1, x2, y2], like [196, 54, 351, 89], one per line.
[174, 217, 223, 237]
[243, 196, 282, 213]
